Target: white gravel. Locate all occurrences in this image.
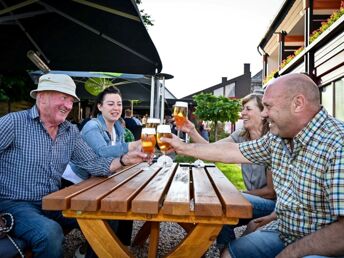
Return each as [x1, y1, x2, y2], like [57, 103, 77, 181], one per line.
[63, 221, 246, 258]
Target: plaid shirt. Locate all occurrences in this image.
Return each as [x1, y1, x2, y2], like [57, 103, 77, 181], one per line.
[0, 106, 113, 201]
[239, 107, 344, 245]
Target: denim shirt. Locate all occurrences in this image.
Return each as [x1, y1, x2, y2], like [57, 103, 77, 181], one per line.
[70, 114, 129, 179]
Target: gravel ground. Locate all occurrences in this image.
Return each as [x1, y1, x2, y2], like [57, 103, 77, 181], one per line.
[63, 221, 246, 258]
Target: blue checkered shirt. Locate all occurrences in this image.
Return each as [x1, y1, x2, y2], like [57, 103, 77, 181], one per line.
[0, 106, 113, 201]
[239, 108, 344, 245]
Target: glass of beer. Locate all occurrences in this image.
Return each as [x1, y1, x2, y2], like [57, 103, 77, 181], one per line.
[141, 127, 156, 155]
[173, 101, 188, 138]
[156, 124, 173, 167]
[173, 101, 188, 128]
[146, 118, 160, 129]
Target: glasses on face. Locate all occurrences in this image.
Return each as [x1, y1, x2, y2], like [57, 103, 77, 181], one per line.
[173, 101, 188, 128]
[141, 127, 156, 155]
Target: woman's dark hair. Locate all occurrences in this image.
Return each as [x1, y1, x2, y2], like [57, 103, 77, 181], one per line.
[92, 86, 121, 117]
[240, 93, 269, 140]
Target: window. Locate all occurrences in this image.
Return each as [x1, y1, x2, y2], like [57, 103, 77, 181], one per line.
[213, 88, 223, 97]
[225, 83, 236, 98]
[335, 78, 344, 121]
[321, 84, 333, 116]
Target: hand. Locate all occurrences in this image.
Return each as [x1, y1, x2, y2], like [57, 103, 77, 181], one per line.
[242, 218, 265, 236]
[122, 150, 151, 165]
[242, 214, 276, 236]
[128, 139, 142, 152]
[160, 133, 186, 154]
[173, 117, 195, 134]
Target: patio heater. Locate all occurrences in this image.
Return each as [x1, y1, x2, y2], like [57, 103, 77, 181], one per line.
[155, 73, 173, 124]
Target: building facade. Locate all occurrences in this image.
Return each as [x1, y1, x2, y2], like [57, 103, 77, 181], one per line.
[258, 0, 344, 121]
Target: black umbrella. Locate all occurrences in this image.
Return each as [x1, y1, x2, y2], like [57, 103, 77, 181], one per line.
[0, 0, 162, 75]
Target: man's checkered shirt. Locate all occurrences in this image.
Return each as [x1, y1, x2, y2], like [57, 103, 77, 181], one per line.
[239, 108, 344, 245]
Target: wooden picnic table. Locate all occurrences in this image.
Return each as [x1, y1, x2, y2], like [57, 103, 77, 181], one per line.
[42, 162, 252, 258]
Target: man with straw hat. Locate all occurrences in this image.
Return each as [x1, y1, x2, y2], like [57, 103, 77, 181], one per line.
[0, 74, 148, 258]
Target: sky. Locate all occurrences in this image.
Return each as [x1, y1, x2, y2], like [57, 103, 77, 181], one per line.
[141, 0, 285, 99]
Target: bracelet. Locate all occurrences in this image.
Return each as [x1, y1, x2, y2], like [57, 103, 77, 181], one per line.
[119, 155, 126, 166]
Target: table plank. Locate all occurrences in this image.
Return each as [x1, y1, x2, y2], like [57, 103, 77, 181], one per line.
[192, 167, 222, 216]
[70, 164, 147, 211]
[131, 163, 177, 214]
[42, 177, 107, 210]
[162, 165, 191, 215]
[101, 165, 160, 212]
[206, 167, 252, 218]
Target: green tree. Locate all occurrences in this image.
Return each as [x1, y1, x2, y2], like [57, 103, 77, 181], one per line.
[135, 0, 154, 26]
[0, 75, 29, 113]
[193, 93, 241, 141]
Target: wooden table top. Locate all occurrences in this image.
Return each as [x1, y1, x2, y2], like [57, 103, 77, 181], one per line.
[43, 162, 253, 258]
[43, 162, 252, 223]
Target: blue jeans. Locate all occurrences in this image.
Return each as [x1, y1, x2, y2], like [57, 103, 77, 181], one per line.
[0, 200, 78, 258]
[228, 229, 343, 258]
[217, 193, 276, 246]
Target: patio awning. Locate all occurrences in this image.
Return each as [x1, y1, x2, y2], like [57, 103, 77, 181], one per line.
[0, 0, 162, 75]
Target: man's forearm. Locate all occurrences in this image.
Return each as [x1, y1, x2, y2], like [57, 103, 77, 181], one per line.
[178, 142, 250, 164]
[277, 217, 344, 258]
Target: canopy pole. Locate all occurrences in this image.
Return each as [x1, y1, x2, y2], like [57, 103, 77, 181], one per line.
[150, 75, 155, 118]
[160, 76, 165, 124]
[155, 73, 174, 123]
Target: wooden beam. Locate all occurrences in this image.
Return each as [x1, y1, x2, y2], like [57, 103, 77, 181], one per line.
[314, 0, 341, 10]
[285, 35, 304, 43]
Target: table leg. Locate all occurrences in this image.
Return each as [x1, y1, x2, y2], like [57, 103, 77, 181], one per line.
[148, 222, 159, 258]
[178, 222, 195, 233]
[132, 221, 151, 246]
[77, 218, 134, 258]
[166, 223, 222, 258]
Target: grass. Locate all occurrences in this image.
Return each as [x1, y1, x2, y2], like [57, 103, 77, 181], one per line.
[175, 155, 245, 190]
[215, 163, 246, 190]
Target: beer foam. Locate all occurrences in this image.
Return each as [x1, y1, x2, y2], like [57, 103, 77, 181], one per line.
[157, 124, 171, 133]
[142, 127, 156, 134]
[175, 101, 188, 107]
[147, 118, 160, 124]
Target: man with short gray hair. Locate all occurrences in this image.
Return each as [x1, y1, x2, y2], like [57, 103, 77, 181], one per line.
[0, 74, 148, 258]
[163, 73, 344, 258]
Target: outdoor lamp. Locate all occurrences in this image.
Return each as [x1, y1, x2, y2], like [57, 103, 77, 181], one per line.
[27, 50, 50, 74]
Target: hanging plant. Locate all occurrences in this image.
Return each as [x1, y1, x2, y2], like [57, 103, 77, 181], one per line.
[84, 78, 114, 96]
[310, 2, 344, 43]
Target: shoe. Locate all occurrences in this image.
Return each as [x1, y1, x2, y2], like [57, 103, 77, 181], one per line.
[74, 245, 86, 258]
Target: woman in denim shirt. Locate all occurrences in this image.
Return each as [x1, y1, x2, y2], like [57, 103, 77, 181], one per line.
[63, 86, 141, 183]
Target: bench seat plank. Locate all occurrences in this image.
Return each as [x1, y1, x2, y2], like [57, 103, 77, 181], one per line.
[192, 167, 222, 217]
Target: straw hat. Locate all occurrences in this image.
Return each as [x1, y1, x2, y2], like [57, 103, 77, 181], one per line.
[30, 74, 80, 102]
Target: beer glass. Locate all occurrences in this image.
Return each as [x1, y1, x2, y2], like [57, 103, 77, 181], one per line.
[173, 101, 188, 138]
[156, 124, 173, 167]
[141, 127, 156, 155]
[146, 118, 160, 129]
